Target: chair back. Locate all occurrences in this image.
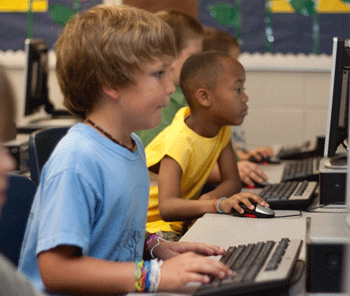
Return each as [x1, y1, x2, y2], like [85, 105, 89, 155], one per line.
[0, 174, 37, 266]
[28, 126, 70, 186]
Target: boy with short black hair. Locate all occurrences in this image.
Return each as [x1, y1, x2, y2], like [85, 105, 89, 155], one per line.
[18, 5, 231, 295]
[146, 51, 269, 239]
[203, 27, 274, 164]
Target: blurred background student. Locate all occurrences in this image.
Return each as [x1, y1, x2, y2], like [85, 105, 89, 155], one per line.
[0, 63, 46, 295]
[136, 9, 204, 147]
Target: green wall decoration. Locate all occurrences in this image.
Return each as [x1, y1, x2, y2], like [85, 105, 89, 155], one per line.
[207, 2, 242, 42]
[206, 0, 321, 54]
[287, 0, 319, 54]
[265, 0, 274, 53]
[28, 0, 83, 39]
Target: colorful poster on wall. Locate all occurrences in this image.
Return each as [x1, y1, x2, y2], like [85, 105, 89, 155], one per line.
[0, 0, 102, 51]
[0, 0, 48, 12]
[199, 0, 350, 55]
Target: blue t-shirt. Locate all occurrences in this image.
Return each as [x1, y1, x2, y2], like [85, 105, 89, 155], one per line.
[18, 123, 150, 293]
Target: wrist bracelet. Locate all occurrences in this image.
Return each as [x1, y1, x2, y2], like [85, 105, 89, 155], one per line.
[135, 260, 144, 292]
[213, 198, 219, 213]
[145, 233, 158, 249]
[215, 197, 227, 214]
[149, 259, 163, 292]
[150, 236, 166, 258]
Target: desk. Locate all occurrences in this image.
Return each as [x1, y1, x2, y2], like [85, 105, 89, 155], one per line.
[181, 211, 349, 295]
[179, 162, 350, 296]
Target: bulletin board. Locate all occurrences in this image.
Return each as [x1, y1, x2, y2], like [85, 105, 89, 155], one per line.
[199, 0, 350, 55]
[0, 0, 102, 51]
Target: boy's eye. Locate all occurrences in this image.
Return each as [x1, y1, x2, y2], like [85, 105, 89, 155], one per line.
[153, 71, 165, 78]
[234, 87, 245, 94]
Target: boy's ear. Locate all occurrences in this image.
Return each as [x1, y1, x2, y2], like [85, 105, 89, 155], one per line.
[195, 88, 212, 107]
[102, 87, 120, 101]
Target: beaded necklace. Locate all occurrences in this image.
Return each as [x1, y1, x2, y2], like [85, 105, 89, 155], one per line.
[86, 119, 136, 152]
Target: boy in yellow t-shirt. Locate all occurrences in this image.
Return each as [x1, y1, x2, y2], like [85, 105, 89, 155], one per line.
[146, 51, 269, 240]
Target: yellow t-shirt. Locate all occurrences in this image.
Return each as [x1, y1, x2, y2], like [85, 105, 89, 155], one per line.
[145, 107, 231, 234]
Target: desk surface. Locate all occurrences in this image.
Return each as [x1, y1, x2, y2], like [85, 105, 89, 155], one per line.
[179, 161, 350, 296]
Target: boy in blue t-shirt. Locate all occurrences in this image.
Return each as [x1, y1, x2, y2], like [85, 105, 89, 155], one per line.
[18, 5, 232, 295]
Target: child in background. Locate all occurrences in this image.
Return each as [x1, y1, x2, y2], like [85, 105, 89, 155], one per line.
[146, 51, 269, 240]
[0, 64, 46, 296]
[137, 11, 267, 187]
[203, 27, 274, 164]
[136, 9, 203, 147]
[18, 5, 232, 295]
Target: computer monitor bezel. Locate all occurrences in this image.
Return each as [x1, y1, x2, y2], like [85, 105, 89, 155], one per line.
[324, 37, 350, 160]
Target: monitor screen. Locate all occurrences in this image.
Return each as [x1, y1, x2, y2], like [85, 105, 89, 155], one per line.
[324, 37, 350, 163]
[24, 38, 55, 118]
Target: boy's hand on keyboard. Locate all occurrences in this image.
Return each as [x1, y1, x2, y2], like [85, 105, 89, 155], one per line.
[159, 252, 232, 291]
[237, 160, 268, 187]
[219, 192, 269, 215]
[153, 240, 226, 260]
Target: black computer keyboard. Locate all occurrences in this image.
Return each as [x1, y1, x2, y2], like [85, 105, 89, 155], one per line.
[257, 180, 318, 209]
[281, 157, 321, 182]
[194, 238, 303, 296]
[277, 141, 315, 160]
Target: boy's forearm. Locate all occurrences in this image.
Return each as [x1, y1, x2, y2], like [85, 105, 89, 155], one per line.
[38, 251, 136, 295]
[209, 178, 241, 197]
[159, 197, 218, 221]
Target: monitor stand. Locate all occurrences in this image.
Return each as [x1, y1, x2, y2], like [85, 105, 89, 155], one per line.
[324, 152, 348, 170]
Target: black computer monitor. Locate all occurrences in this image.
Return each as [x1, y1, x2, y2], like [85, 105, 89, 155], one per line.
[24, 38, 54, 118]
[324, 37, 350, 167]
[24, 38, 71, 122]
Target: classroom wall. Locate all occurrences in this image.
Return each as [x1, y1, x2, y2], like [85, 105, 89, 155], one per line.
[0, 50, 332, 149]
[0, 0, 332, 149]
[239, 53, 331, 150]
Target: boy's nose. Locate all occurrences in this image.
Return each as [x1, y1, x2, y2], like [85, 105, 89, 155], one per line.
[242, 91, 249, 102]
[167, 78, 176, 96]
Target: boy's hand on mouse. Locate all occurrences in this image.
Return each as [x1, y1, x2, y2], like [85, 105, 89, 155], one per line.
[219, 192, 269, 215]
[159, 252, 232, 291]
[153, 240, 226, 260]
[248, 146, 274, 161]
[237, 160, 268, 187]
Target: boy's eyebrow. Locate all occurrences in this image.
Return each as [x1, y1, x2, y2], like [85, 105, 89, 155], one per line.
[160, 61, 172, 68]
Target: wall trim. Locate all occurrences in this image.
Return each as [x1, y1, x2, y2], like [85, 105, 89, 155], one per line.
[0, 50, 332, 72]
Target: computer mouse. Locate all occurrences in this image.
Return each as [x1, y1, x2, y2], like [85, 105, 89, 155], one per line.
[250, 180, 270, 188]
[232, 202, 275, 218]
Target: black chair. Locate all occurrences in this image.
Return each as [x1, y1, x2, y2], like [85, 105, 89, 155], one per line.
[0, 174, 37, 266]
[28, 126, 70, 186]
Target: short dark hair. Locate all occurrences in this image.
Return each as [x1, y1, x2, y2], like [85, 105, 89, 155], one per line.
[203, 27, 240, 54]
[155, 10, 204, 55]
[180, 51, 230, 108]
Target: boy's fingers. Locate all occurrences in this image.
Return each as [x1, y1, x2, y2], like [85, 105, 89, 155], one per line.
[188, 243, 225, 256]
